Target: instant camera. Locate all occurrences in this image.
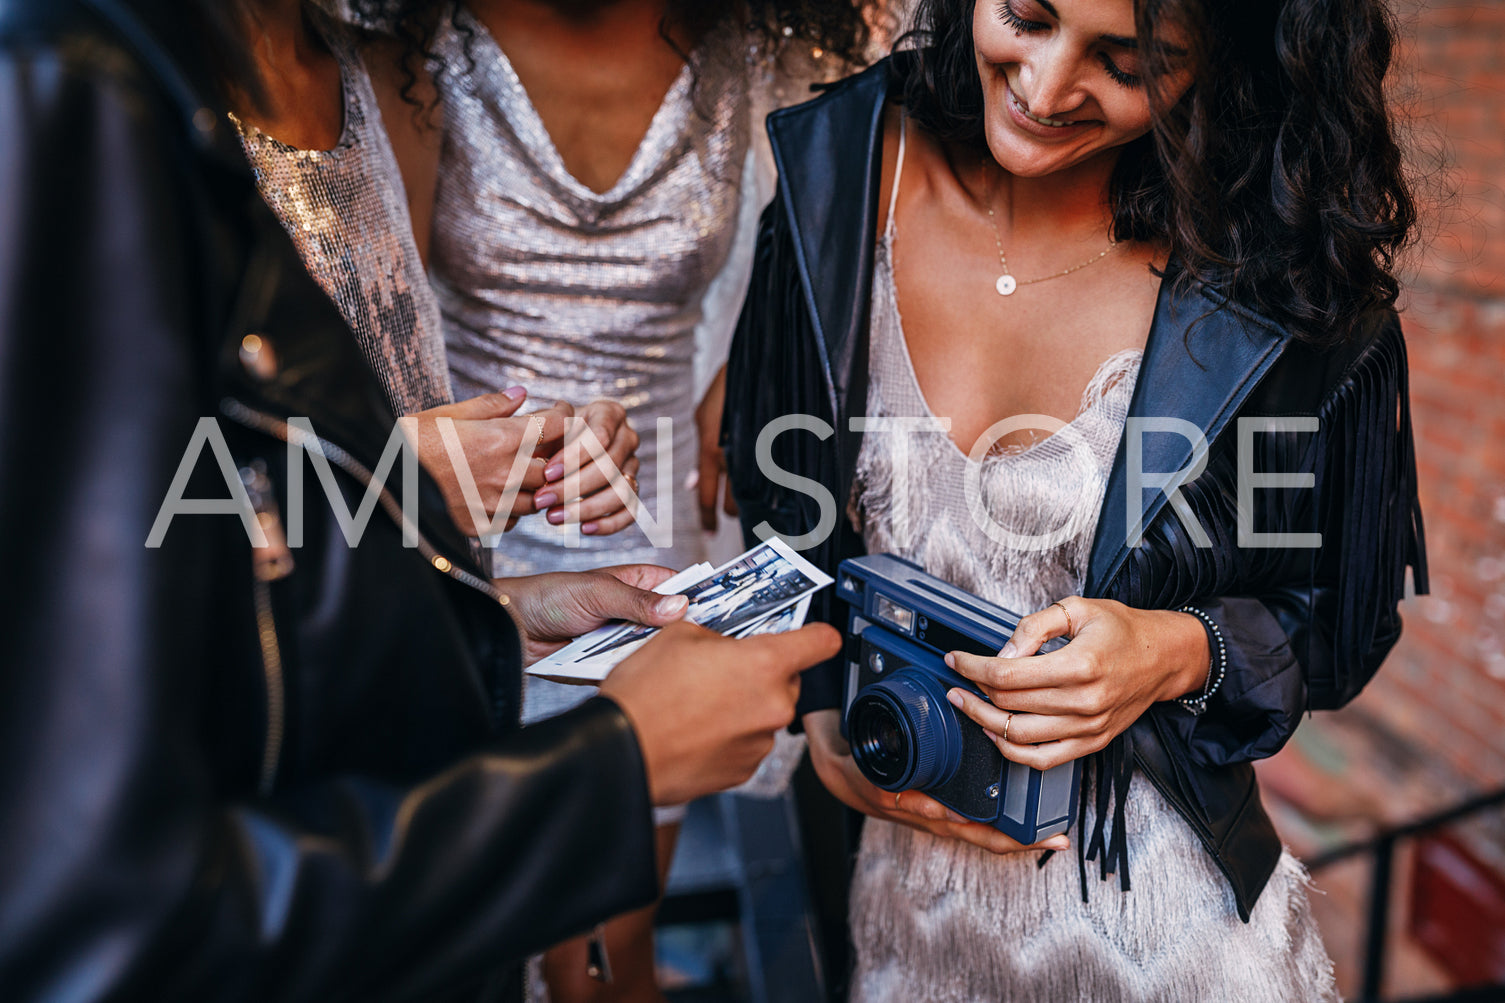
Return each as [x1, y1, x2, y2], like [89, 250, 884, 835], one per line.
[837, 554, 1080, 844]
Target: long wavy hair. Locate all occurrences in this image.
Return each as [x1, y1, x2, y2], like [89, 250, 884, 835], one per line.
[353, 1, 880, 111]
[898, 0, 1417, 346]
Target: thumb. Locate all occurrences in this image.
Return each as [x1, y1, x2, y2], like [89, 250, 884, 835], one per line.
[599, 563, 680, 594]
[439, 386, 528, 421]
[581, 573, 689, 627]
[743, 623, 842, 678]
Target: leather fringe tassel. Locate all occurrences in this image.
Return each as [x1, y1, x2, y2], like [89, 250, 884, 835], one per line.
[1308, 320, 1429, 707]
[1077, 728, 1135, 903]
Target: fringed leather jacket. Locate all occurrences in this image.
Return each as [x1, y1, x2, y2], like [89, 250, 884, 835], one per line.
[0, 1, 655, 998]
[723, 58, 1428, 920]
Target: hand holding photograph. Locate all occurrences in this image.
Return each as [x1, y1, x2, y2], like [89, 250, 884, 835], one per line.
[528, 537, 833, 682]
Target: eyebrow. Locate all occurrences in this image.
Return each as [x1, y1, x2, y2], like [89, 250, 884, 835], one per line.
[1034, 0, 1140, 49]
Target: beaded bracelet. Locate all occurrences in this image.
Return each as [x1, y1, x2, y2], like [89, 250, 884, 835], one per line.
[1176, 605, 1227, 716]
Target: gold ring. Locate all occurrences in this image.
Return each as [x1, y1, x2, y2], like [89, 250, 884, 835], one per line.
[894, 790, 903, 811]
[1001, 712, 1014, 745]
[1051, 600, 1074, 636]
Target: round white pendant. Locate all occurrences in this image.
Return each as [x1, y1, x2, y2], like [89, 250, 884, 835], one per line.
[995, 274, 1018, 296]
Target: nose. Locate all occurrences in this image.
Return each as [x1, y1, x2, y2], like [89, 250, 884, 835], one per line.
[1018, 38, 1090, 119]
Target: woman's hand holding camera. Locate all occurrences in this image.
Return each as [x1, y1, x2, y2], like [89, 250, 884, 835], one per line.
[603, 623, 842, 807]
[804, 709, 1070, 855]
[944, 598, 1211, 771]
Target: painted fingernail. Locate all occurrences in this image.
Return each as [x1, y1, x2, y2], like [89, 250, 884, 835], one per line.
[946, 689, 965, 709]
[503, 385, 527, 401]
[582, 522, 599, 535]
[1000, 642, 1018, 658]
[533, 492, 558, 510]
[944, 652, 956, 668]
[983, 729, 999, 743]
[655, 595, 688, 617]
[547, 509, 565, 525]
[545, 463, 565, 481]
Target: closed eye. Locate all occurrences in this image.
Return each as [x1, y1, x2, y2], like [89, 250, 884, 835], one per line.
[996, 0, 1049, 33]
[1099, 52, 1140, 88]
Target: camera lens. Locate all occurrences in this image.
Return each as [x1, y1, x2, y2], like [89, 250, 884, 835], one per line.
[851, 699, 910, 786]
[848, 669, 964, 792]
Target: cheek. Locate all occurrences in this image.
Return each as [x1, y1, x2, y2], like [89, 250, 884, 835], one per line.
[1105, 93, 1155, 139]
[972, 2, 1021, 68]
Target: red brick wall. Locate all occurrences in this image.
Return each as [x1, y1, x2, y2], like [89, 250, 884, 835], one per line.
[1359, 0, 1505, 794]
[1261, 2, 1505, 994]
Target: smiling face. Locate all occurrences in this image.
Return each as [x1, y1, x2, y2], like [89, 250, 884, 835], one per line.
[972, 0, 1192, 179]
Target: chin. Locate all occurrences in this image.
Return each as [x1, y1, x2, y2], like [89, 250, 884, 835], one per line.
[982, 122, 1076, 179]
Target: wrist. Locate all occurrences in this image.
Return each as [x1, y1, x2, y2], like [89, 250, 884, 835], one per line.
[1154, 609, 1214, 704]
[1170, 606, 1228, 715]
[597, 689, 675, 806]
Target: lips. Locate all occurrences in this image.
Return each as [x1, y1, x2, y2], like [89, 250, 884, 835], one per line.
[1010, 89, 1072, 126]
[1003, 80, 1097, 135]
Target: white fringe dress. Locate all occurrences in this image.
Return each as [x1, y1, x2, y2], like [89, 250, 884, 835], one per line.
[843, 125, 1339, 1003]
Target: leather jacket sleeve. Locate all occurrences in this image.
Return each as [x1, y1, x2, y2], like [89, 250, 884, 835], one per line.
[1139, 317, 1425, 767]
[0, 26, 656, 1003]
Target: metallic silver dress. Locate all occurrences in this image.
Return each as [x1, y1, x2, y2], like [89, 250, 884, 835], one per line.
[429, 9, 834, 728]
[844, 127, 1338, 1002]
[430, 8, 754, 580]
[231, 18, 451, 417]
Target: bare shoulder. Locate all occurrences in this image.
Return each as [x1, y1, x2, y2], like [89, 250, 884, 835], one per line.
[362, 35, 442, 262]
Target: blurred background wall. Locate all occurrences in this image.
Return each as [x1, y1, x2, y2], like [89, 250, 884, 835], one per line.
[1254, 0, 1505, 996]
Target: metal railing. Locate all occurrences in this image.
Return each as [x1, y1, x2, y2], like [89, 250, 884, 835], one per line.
[1306, 785, 1505, 1003]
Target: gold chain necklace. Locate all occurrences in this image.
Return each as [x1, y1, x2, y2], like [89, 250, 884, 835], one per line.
[983, 201, 1117, 296]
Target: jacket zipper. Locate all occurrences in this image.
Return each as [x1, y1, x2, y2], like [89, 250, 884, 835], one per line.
[250, 578, 287, 795]
[240, 460, 294, 795]
[222, 400, 513, 794]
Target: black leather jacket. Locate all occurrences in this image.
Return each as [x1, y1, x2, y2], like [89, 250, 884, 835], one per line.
[724, 59, 1428, 921]
[0, 1, 655, 999]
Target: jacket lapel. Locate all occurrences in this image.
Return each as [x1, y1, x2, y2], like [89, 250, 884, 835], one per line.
[1084, 282, 1292, 596]
[765, 61, 890, 421]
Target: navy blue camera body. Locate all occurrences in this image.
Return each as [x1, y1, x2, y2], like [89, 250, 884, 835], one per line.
[837, 554, 1080, 844]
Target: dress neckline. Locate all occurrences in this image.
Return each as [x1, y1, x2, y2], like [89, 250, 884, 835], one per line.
[459, 6, 694, 206]
[877, 114, 1141, 467]
[875, 231, 1141, 467]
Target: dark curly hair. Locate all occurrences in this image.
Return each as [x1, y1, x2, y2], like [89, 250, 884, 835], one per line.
[353, 1, 880, 113]
[897, 0, 1417, 347]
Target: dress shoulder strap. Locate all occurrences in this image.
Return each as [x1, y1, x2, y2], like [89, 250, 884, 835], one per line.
[884, 113, 907, 240]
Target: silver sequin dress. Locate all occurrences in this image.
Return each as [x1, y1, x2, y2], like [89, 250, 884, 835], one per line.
[844, 124, 1338, 1003]
[431, 8, 757, 580]
[429, 8, 831, 726]
[232, 17, 451, 417]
